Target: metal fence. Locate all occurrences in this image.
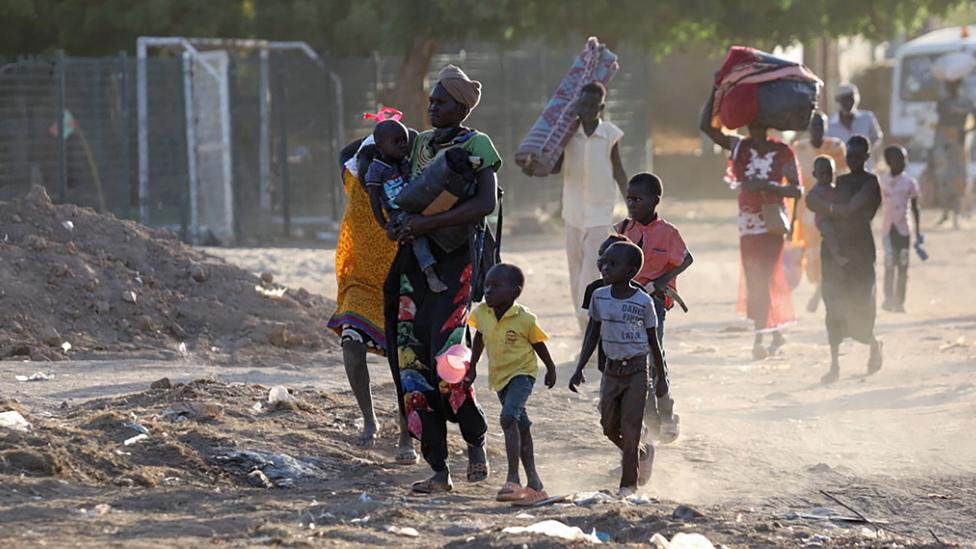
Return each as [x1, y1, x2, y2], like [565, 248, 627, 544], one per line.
[1, 40, 655, 244]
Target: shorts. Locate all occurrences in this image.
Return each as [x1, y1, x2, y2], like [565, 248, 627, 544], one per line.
[496, 374, 535, 430]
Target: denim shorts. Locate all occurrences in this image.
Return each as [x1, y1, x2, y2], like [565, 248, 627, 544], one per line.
[496, 374, 535, 430]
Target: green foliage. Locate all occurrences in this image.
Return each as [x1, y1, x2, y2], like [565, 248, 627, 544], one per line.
[0, 0, 968, 57]
[0, 0, 251, 57]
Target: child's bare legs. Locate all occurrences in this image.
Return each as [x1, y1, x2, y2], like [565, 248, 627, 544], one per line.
[500, 418, 522, 485]
[412, 236, 447, 293]
[497, 376, 538, 491]
[520, 426, 543, 491]
[423, 266, 448, 293]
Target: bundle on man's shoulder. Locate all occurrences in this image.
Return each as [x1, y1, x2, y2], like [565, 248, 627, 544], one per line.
[709, 46, 822, 131]
[515, 37, 619, 177]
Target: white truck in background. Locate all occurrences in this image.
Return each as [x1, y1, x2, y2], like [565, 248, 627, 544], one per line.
[890, 25, 976, 186]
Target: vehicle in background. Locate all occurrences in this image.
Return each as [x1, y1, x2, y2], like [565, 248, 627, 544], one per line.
[890, 25, 976, 183]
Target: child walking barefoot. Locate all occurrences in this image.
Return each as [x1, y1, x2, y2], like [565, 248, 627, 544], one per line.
[569, 241, 668, 496]
[468, 264, 557, 505]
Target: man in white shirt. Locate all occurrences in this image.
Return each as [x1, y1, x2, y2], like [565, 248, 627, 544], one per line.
[552, 81, 628, 332]
[827, 83, 884, 169]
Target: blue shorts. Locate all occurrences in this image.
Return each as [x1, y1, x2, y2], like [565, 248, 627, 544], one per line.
[496, 374, 535, 430]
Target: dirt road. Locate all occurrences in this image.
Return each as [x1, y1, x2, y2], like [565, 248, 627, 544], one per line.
[2, 199, 974, 547]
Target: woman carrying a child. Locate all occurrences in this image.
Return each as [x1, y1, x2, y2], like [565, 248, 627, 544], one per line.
[384, 65, 503, 493]
[701, 97, 802, 360]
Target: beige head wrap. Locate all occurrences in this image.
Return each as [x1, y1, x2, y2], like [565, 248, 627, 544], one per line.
[437, 65, 482, 111]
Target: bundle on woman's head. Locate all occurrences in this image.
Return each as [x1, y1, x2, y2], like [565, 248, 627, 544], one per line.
[437, 65, 482, 110]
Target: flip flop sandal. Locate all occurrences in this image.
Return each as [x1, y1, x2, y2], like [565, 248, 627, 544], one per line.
[512, 488, 549, 507]
[466, 462, 489, 482]
[495, 481, 525, 502]
[411, 477, 453, 494]
[394, 447, 419, 465]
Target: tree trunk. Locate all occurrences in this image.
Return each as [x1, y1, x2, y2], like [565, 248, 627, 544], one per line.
[383, 35, 437, 130]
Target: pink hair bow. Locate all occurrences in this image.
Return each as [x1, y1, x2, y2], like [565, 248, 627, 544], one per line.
[363, 107, 404, 122]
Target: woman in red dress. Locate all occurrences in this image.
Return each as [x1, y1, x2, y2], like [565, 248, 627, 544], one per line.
[701, 95, 802, 359]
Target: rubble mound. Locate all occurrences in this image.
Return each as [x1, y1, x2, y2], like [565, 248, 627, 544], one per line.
[0, 186, 337, 361]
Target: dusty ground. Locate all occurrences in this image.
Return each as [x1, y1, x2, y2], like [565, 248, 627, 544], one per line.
[1, 199, 974, 547]
[0, 186, 338, 363]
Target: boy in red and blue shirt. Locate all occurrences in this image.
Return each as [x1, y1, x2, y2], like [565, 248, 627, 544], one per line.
[615, 173, 693, 443]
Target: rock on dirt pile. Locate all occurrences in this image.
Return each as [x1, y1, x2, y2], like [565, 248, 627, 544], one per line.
[0, 185, 337, 361]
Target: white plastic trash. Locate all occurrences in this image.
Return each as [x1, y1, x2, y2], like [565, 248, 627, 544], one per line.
[123, 434, 149, 446]
[932, 51, 976, 82]
[650, 532, 716, 549]
[502, 520, 602, 543]
[0, 411, 31, 432]
[268, 385, 293, 403]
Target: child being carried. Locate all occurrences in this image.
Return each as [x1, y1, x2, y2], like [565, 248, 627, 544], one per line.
[364, 119, 448, 293]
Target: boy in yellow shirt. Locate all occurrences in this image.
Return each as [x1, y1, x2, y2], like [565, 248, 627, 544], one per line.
[468, 263, 557, 505]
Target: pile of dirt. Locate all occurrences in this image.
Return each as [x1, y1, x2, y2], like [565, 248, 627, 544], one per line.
[0, 186, 338, 361]
[0, 379, 379, 488]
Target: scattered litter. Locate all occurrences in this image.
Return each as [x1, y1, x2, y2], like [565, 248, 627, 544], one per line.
[358, 492, 371, 503]
[255, 285, 286, 299]
[571, 491, 617, 506]
[268, 386, 294, 403]
[81, 504, 112, 518]
[939, 336, 968, 351]
[212, 448, 332, 488]
[0, 410, 31, 432]
[177, 342, 188, 356]
[350, 516, 370, 525]
[246, 469, 274, 488]
[515, 513, 534, 519]
[650, 532, 715, 549]
[251, 402, 263, 412]
[60, 341, 71, 352]
[502, 520, 602, 543]
[673, 504, 705, 520]
[161, 401, 223, 422]
[123, 434, 149, 446]
[123, 422, 149, 435]
[15, 371, 54, 382]
[624, 494, 654, 505]
[773, 507, 887, 525]
[121, 290, 138, 304]
[61, 220, 74, 231]
[386, 525, 419, 538]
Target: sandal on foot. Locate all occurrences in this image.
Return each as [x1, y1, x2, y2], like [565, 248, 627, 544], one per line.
[466, 462, 489, 482]
[394, 447, 418, 465]
[512, 487, 549, 507]
[411, 477, 453, 494]
[495, 481, 525, 502]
